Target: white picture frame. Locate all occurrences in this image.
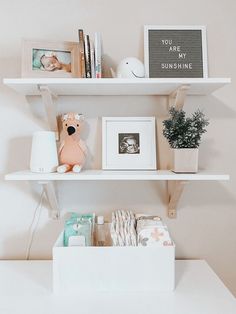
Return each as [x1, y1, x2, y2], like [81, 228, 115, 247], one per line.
[144, 25, 208, 78]
[102, 117, 156, 170]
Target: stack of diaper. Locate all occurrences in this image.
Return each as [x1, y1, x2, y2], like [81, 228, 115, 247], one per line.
[110, 211, 173, 247]
[110, 210, 137, 246]
[136, 215, 173, 247]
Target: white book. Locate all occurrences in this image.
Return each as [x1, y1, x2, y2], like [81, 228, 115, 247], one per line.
[90, 40, 95, 78]
[94, 32, 102, 78]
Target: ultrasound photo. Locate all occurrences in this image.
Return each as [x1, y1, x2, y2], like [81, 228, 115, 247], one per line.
[118, 133, 140, 154]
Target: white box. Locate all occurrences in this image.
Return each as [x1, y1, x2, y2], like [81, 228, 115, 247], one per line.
[53, 232, 175, 295]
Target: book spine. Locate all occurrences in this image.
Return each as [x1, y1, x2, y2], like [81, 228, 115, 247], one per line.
[78, 29, 86, 78]
[95, 32, 102, 78]
[84, 35, 91, 78]
[90, 40, 95, 78]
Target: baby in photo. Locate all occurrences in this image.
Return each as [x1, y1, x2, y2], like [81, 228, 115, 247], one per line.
[119, 133, 140, 154]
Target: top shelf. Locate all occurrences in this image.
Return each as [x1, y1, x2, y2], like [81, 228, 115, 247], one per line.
[3, 78, 231, 96]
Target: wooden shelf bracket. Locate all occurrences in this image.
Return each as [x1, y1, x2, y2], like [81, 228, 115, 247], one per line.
[38, 85, 59, 140]
[168, 84, 190, 110]
[167, 180, 188, 218]
[38, 181, 60, 219]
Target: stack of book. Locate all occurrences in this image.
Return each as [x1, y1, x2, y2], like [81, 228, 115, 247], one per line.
[78, 29, 102, 78]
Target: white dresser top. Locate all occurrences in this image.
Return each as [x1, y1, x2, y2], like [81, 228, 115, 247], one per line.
[0, 260, 235, 314]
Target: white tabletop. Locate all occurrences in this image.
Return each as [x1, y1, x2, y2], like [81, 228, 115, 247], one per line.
[0, 260, 235, 314]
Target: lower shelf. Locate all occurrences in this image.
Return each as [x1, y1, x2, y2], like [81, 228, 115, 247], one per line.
[4, 169, 230, 219]
[4, 169, 230, 181]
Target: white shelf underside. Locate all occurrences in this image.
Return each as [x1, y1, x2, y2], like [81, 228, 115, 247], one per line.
[3, 78, 231, 96]
[5, 170, 230, 181]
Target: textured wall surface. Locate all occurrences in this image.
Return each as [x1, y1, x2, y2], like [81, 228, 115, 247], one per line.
[0, 0, 235, 296]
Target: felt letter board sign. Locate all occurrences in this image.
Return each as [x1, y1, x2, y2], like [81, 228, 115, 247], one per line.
[144, 26, 208, 78]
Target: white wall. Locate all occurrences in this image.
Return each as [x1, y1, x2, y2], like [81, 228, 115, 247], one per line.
[0, 0, 236, 295]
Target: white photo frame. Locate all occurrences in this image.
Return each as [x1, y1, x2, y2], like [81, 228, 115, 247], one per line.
[144, 25, 208, 78]
[102, 117, 156, 170]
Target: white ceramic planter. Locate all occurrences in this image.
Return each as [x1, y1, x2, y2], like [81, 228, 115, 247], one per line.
[172, 148, 199, 173]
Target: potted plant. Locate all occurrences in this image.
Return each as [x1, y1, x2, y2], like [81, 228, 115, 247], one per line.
[162, 107, 209, 173]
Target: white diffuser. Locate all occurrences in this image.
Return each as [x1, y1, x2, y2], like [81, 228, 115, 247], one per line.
[30, 131, 58, 173]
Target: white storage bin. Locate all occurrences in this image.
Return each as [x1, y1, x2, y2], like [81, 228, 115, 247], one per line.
[53, 232, 175, 295]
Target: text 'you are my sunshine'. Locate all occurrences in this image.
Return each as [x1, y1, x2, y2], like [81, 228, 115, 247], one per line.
[161, 39, 193, 70]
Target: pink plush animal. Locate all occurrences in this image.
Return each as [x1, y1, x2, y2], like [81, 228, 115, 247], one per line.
[57, 113, 87, 173]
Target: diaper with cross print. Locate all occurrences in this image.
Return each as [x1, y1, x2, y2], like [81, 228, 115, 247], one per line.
[136, 215, 173, 247]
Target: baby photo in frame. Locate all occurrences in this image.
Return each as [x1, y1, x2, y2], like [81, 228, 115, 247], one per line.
[22, 39, 80, 77]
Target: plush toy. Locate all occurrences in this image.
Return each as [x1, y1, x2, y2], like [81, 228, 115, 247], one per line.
[111, 57, 145, 78]
[57, 112, 87, 173]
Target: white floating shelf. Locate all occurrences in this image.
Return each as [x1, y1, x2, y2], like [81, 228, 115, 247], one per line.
[3, 78, 231, 96]
[5, 170, 230, 219]
[5, 170, 230, 181]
